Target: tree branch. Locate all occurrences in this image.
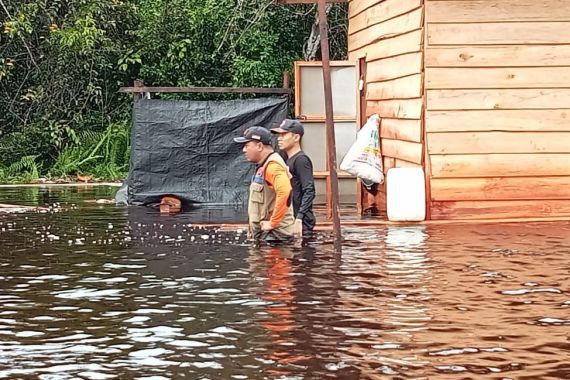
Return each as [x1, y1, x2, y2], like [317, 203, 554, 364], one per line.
[0, 0, 39, 68]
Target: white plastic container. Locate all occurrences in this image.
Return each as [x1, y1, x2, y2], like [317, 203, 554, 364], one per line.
[386, 167, 426, 222]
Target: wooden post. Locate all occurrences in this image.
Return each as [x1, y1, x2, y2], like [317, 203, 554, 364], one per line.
[356, 57, 367, 216]
[317, 0, 342, 252]
[278, 0, 344, 251]
[134, 80, 144, 100]
[282, 70, 292, 105]
[282, 70, 290, 89]
[133, 79, 152, 100]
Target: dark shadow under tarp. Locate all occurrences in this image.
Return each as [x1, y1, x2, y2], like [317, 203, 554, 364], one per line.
[124, 97, 288, 206]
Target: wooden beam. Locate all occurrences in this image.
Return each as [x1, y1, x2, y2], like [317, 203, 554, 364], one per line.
[367, 53, 423, 83]
[381, 138, 423, 164]
[427, 22, 570, 46]
[426, 45, 570, 68]
[426, 110, 570, 133]
[426, 67, 570, 89]
[367, 98, 423, 119]
[349, 8, 423, 51]
[427, 89, 570, 111]
[431, 200, 570, 220]
[380, 119, 422, 143]
[426, 0, 570, 23]
[430, 177, 570, 202]
[317, 0, 342, 251]
[427, 131, 570, 155]
[357, 57, 366, 215]
[367, 74, 422, 100]
[119, 86, 292, 94]
[314, 171, 355, 179]
[349, 0, 421, 35]
[430, 153, 570, 178]
[349, 29, 423, 62]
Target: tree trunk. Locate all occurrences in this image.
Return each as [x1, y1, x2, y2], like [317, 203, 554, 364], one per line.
[303, 4, 332, 61]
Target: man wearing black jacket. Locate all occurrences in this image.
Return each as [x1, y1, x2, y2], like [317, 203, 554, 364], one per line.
[271, 119, 316, 238]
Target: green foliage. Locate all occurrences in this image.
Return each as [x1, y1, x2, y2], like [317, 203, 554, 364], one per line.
[0, 155, 40, 183]
[50, 122, 130, 180]
[0, 0, 347, 182]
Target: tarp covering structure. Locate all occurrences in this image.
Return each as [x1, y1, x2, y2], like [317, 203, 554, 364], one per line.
[124, 97, 289, 207]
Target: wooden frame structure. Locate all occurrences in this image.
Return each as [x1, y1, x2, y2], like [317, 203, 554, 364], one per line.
[294, 60, 357, 122]
[119, 84, 292, 96]
[348, 0, 570, 221]
[293, 60, 359, 211]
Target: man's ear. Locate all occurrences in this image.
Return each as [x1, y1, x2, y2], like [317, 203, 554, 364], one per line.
[294, 134, 301, 143]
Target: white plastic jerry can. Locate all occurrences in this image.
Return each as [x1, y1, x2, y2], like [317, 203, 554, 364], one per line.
[387, 167, 426, 222]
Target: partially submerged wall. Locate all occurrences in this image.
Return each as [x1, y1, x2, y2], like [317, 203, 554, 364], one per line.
[424, 0, 570, 219]
[348, 0, 425, 214]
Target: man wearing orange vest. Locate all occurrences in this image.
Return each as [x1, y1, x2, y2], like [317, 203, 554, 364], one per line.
[234, 126, 296, 243]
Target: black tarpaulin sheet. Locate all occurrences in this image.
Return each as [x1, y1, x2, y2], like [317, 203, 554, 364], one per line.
[126, 97, 288, 206]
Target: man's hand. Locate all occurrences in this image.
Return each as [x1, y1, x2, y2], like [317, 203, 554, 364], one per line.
[293, 219, 303, 238]
[260, 221, 273, 231]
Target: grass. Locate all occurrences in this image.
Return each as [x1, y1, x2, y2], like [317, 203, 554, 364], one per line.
[0, 123, 130, 184]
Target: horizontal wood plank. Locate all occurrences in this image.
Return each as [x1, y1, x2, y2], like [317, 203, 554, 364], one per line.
[349, 29, 423, 61]
[381, 138, 423, 164]
[426, 67, 570, 89]
[349, 8, 423, 51]
[367, 74, 422, 100]
[431, 199, 570, 220]
[380, 118, 423, 142]
[431, 176, 570, 201]
[313, 171, 355, 179]
[367, 98, 423, 119]
[367, 52, 423, 82]
[426, 45, 570, 67]
[349, 0, 383, 19]
[426, 110, 570, 132]
[430, 153, 570, 178]
[395, 159, 422, 168]
[120, 86, 291, 94]
[426, 0, 570, 23]
[427, 131, 570, 154]
[427, 22, 570, 46]
[427, 89, 570, 110]
[350, 0, 422, 35]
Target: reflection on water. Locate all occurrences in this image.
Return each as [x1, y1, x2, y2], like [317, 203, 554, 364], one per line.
[0, 186, 569, 379]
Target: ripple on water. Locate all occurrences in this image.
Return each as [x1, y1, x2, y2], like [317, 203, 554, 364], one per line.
[501, 288, 562, 295]
[54, 288, 123, 300]
[0, 187, 569, 379]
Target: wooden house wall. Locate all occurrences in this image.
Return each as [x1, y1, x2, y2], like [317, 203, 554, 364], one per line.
[425, 0, 570, 220]
[348, 0, 425, 213]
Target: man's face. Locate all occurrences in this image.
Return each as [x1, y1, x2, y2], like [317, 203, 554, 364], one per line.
[242, 141, 263, 162]
[277, 132, 299, 151]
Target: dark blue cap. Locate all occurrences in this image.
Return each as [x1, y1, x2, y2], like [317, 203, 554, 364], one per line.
[233, 126, 272, 145]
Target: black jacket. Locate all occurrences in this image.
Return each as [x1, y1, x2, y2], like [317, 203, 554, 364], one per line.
[287, 151, 316, 222]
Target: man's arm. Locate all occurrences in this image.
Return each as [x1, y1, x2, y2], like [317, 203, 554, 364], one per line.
[294, 155, 316, 220]
[264, 162, 292, 228]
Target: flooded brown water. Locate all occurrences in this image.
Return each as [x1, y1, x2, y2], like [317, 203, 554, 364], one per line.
[0, 186, 569, 379]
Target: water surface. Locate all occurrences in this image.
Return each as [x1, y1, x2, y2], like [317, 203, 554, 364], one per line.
[0, 186, 569, 379]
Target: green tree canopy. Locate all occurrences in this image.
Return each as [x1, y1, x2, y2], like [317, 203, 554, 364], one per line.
[0, 0, 347, 181]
